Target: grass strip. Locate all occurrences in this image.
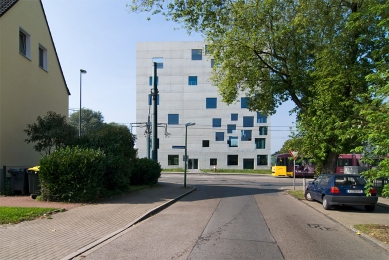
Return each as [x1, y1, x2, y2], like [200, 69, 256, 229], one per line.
[0, 206, 58, 225]
[354, 224, 389, 244]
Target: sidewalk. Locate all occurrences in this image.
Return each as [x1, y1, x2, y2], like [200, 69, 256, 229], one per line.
[0, 182, 195, 260]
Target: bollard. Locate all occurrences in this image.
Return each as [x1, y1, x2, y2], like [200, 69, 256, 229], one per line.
[214, 165, 216, 172]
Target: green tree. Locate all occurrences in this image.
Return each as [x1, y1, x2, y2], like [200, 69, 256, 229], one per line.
[24, 111, 77, 156]
[129, 0, 387, 172]
[79, 124, 137, 193]
[69, 108, 104, 135]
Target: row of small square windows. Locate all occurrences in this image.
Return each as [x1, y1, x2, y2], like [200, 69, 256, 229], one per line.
[167, 155, 269, 166]
[148, 95, 267, 114]
[202, 136, 267, 149]
[19, 29, 48, 71]
[166, 113, 267, 125]
[149, 76, 207, 86]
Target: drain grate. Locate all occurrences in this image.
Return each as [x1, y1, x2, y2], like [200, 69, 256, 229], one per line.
[308, 224, 337, 231]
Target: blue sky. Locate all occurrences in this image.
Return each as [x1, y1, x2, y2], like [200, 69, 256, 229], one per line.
[41, 0, 296, 153]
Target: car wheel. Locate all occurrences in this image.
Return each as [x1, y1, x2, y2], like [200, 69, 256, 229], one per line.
[364, 205, 375, 212]
[305, 191, 313, 201]
[322, 196, 331, 210]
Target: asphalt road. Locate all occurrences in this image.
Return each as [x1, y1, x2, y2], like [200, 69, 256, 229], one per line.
[81, 174, 389, 260]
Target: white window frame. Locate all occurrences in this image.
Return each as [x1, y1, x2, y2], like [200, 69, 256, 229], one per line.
[19, 28, 31, 59]
[39, 44, 48, 71]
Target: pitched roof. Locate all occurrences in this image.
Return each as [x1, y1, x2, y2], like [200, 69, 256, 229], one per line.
[0, 0, 18, 17]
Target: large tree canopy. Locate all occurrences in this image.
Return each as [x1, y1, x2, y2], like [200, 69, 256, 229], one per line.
[69, 108, 104, 135]
[129, 0, 388, 173]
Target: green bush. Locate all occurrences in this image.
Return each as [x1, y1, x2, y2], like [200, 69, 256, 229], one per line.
[39, 146, 105, 202]
[78, 124, 137, 194]
[130, 158, 161, 186]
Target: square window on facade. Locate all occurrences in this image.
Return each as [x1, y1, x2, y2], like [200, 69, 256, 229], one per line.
[210, 158, 217, 165]
[255, 138, 266, 149]
[206, 98, 217, 109]
[152, 57, 163, 69]
[243, 116, 254, 127]
[191, 49, 202, 60]
[227, 136, 238, 147]
[241, 97, 249, 108]
[241, 130, 252, 141]
[257, 155, 268, 166]
[231, 113, 238, 121]
[202, 140, 209, 147]
[149, 76, 158, 86]
[212, 118, 221, 127]
[259, 126, 268, 135]
[19, 29, 30, 58]
[188, 76, 198, 85]
[168, 155, 179, 165]
[148, 94, 160, 105]
[168, 114, 179, 125]
[215, 132, 224, 141]
[257, 112, 268, 123]
[227, 155, 239, 166]
[227, 124, 236, 134]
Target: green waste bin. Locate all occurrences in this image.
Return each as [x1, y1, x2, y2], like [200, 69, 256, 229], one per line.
[27, 166, 40, 199]
[8, 168, 28, 195]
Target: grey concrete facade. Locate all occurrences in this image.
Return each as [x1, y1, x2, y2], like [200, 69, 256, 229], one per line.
[136, 42, 271, 170]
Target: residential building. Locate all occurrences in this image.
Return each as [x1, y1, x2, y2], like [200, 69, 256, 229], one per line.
[136, 42, 271, 170]
[0, 0, 70, 168]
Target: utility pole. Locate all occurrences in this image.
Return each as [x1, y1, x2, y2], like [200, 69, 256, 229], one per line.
[151, 62, 158, 161]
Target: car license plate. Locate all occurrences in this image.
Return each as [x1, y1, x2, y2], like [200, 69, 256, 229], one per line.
[347, 190, 363, 193]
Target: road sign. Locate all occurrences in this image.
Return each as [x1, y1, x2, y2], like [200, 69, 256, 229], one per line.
[172, 146, 185, 149]
[288, 150, 299, 160]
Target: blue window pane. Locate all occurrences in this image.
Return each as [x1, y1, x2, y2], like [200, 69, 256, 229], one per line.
[206, 98, 217, 109]
[148, 94, 160, 105]
[211, 59, 215, 68]
[191, 49, 202, 60]
[149, 76, 158, 86]
[257, 112, 267, 123]
[168, 114, 179, 125]
[215, 132, 224, 141]
[228, 136, 238, 147]
[255, 138, 266, 149]
[188, 76, 198, 85]
[152, 57, 163, 69]
[259, 126, 267, 135]
[213, 118, 221, 127]
[257, 155, 268, 166]
[241, 97, 249, 108]
[231, 113, 238, 121]
[241, 130, 252, 141]
[243, 116, 254, 127]
[227, 124, 236, 133]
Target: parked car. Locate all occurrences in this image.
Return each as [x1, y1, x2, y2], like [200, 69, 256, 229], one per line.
[304, 174, 378, 211]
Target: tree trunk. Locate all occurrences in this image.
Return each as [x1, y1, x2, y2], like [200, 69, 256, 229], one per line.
[321, 151, 338, 173]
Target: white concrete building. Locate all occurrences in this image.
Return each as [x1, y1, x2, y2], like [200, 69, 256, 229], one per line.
[136, 42, 271, 170]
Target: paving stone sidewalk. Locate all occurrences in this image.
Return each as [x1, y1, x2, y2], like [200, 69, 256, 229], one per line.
[0, 182, 194, 260]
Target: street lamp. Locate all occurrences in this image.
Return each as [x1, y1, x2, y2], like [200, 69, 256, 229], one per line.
[79, 69, 87, 137]
[184, 122, 195, 188]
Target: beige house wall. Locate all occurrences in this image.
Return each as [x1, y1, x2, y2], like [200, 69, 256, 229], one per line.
[0, 0, 69, 167]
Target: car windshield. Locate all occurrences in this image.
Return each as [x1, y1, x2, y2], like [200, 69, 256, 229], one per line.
[334, 176, 366, 186]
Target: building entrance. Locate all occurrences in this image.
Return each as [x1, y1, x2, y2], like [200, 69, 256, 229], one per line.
[188, 159, 198, 170]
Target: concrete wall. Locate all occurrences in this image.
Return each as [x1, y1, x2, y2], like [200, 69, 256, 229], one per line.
[0, 0, 69, 167]
[136, 42, 271, 170]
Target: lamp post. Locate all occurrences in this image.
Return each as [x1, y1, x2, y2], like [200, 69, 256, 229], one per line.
[184, 122, 195, 188]
[79, 69, 87, 137]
